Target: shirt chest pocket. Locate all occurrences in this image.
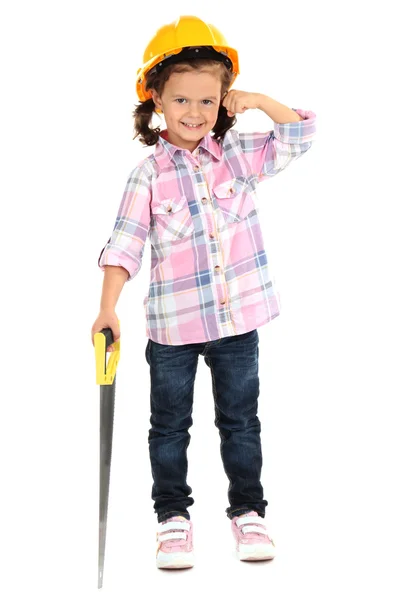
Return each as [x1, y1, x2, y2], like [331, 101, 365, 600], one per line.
[212, 177, 256, 226]
[151, 195, 195, 243]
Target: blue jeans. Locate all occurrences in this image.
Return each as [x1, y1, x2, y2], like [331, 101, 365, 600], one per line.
[145, 329, 268, 523]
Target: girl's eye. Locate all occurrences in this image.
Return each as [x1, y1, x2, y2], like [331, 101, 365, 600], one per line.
[175, 98, 213, 105]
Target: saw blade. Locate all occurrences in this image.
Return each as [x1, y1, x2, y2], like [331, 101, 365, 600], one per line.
[98, 375, 116, 589]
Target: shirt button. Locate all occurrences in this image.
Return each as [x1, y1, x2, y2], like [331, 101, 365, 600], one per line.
[209, 232, 215, 239]
[194, 166, 200, 172]
[220, 298, 226, 305]
[201, 197, 208, 204]
[215, 265, 221, 271]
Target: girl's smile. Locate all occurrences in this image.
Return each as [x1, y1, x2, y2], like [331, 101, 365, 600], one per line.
[181, 122, 205, 129]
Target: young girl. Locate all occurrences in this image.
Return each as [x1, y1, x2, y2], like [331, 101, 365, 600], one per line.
[91, 15, 316, 569]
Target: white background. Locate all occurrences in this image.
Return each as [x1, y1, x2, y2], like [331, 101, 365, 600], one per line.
[1, 0, 400, 598]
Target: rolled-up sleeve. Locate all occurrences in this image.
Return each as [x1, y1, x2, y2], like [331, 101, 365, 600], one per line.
[98, 163, 151, 282]
[239, 108, 317, 183]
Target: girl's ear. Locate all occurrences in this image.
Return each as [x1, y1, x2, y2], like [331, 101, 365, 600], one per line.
[150, 89, 163, 112]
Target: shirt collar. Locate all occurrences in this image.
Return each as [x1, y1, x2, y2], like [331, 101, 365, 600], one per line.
[154, 129, 222, 169]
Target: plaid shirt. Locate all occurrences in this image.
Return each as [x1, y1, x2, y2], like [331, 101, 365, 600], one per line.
[98, 108, 317, 345]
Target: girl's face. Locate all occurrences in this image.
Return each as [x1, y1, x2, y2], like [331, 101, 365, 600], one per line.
[151, 69, 222, 152]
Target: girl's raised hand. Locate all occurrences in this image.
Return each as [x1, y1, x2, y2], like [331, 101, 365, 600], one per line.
[222, 90, 260, 117]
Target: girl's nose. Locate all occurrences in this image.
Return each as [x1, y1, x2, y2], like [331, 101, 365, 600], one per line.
[188, 103, 201, 115]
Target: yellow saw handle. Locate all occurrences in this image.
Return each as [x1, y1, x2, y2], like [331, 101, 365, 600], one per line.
[94, 322, 121, 385]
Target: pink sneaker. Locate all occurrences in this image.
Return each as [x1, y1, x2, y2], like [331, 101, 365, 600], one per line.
[231, 511, 276, 561]
[156, 516, 194, 569]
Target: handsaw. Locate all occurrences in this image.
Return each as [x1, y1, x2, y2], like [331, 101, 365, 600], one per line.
[94, 324, 121, 589]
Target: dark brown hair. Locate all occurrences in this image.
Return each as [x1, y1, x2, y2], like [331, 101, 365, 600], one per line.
[132, 59, 236, 146]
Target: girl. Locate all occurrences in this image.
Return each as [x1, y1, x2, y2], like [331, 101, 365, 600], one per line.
[91, 15, 316, 569]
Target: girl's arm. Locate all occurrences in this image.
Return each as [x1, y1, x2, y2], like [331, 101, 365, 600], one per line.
[100, 266, 129, 311]
[255, 94, 304, 123]
[237, 107, 316, 183]
[222, 90, 317, 183]
[98, 162, 152, 282]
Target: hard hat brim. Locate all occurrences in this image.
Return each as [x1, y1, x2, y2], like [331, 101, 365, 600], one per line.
[136, 45, 239, 102]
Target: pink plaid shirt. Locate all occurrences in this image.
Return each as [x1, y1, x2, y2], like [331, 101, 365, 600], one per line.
[98, 108, 317, 345]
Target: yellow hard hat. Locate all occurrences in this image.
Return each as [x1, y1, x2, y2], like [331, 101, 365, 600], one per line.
[136, 15, 239, 102]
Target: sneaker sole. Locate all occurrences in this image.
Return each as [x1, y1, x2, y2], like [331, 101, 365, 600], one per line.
[156, 551, 195, 569]
[238, 543, 276, 561]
